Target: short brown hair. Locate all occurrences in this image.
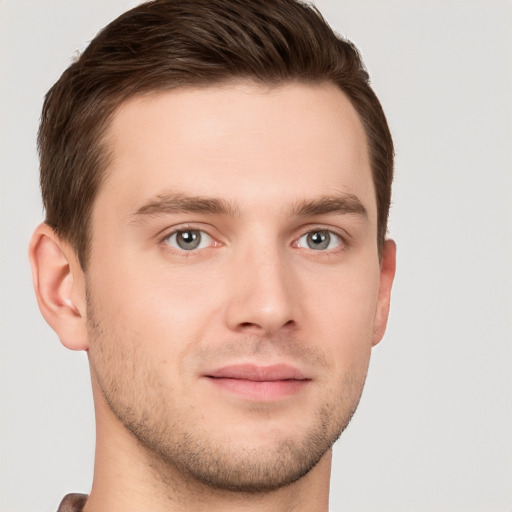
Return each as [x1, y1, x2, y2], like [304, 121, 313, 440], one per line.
[38, 0, 393, 268]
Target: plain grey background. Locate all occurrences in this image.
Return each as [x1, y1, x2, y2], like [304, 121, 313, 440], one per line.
[1, 1, 511, 511]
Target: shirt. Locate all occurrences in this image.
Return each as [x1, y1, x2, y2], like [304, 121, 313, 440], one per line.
[56, 494, 88, 512]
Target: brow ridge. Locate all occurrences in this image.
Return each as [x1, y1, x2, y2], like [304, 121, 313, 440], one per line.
[290, 194, 368, 218]
[130, 191, 367, 223]
[131, 191, 240, 220]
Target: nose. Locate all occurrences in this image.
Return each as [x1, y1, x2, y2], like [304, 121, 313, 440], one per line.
[224, 245, 298, 336]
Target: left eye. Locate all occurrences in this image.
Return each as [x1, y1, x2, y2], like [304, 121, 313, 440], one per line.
[164, 229, 213, 251]
[296, 230, 343, 251]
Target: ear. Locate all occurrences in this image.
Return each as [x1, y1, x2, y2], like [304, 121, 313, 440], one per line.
[372, 239, 396, 346]
[28, 223, 89, 351]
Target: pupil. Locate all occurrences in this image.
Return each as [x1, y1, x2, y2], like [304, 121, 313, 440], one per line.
[308, 231, 329, 250]
[177, 230, 200, 250]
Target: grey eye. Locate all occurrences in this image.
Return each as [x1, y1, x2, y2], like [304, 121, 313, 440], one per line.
[297, 230, 342, 251]
[165, 229, 212, 251]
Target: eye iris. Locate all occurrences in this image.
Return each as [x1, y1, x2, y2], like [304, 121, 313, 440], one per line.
[176, 230, 201, 250]
[307, 230, 330, 250]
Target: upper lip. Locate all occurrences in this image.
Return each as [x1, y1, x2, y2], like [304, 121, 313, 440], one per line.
[206, 364, 309, 381]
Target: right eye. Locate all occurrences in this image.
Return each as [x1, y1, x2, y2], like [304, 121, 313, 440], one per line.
[164, 229, 214, 251]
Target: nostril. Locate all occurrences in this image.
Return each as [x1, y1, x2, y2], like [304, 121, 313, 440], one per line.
[237, 320, 295, 331]
[239, 322, 257, 329]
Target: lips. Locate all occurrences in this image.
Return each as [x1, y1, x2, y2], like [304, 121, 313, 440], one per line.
[207, 363, 308, 381]
[204, 364, 310, 401]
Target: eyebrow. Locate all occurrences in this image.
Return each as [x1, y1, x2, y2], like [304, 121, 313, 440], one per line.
[130, 191, 367, 223]
[290, 194, 368, 219]
[130, 191, 240, 221]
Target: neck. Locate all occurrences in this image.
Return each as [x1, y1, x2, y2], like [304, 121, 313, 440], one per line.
[84, 387, 332, 512]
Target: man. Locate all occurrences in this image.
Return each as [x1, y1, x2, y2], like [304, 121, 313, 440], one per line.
[29, 0, 395, 510]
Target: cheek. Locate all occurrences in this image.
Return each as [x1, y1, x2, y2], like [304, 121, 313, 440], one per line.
[307, 263, 380, 333]
[304, 261, 380, 371]
[85, 269, 193, 412]
[86, 257, 225, 361]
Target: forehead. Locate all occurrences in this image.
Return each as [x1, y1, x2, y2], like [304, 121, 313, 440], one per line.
[97, 81, 375, 222]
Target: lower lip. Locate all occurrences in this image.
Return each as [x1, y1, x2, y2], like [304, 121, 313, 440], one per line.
[206, 377, 309, 401]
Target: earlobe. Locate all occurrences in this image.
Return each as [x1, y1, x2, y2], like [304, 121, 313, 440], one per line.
[372, 239, 396, 346]
[28, 223, 89, 351]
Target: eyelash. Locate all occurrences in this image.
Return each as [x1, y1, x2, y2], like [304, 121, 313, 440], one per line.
[160, 225, 219, 254]
[293, 228, 346, 253]
[159, 225, 348, 255]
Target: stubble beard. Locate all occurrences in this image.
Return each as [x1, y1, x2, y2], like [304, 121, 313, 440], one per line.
[86, 294, 368, 494]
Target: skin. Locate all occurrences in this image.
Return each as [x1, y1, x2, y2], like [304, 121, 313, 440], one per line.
[29, 81, 396, 512]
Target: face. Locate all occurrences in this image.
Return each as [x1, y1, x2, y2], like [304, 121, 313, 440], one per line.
[84, 81, 394, 492]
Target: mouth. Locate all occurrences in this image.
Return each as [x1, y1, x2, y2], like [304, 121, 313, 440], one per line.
[204, 364, 311, 401]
